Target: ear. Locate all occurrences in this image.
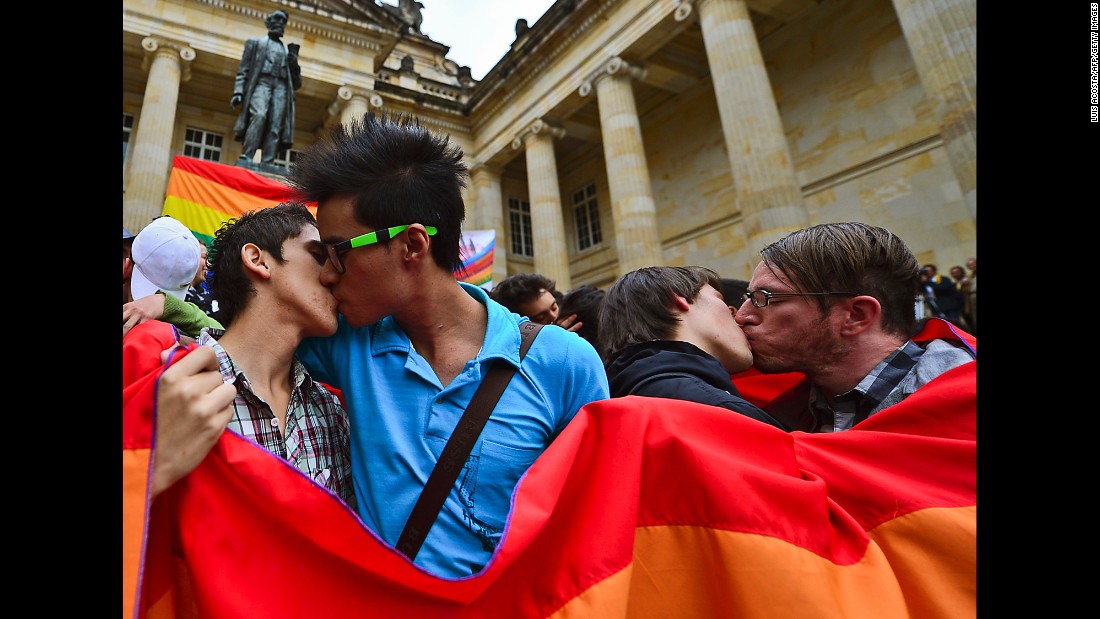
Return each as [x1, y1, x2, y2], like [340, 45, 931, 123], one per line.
[672, 295, 692, 312]
[240, 242, 271, 280]
[402, 224, 433, 263]
[838, 295, 881, 336]
[123, 257, 134, 279]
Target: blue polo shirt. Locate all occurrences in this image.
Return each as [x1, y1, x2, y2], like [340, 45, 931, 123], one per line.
[297, 282, 609, 578]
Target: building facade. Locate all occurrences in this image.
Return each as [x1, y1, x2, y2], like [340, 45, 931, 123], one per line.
[123, 0, 976, 288]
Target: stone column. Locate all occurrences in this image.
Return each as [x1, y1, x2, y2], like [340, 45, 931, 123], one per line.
[470, 164, 508, 286]
[680, 0, 808, 254]
[123, 36, 195, 233]
[580, 57, 663, 275]
[512, 120, 571, 290]
[328, 86, 384, 127]
[891, 0, 977, 223]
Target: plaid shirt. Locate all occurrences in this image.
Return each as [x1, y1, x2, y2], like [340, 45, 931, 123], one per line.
[809, 340, 923, 432]
[197, 329, 356, 508]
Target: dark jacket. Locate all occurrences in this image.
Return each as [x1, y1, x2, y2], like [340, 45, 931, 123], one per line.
[605, 340, 790, 430]
[924, 275, 963, 313]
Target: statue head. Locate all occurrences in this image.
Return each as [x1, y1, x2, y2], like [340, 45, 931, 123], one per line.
[265, 10, 289, 35]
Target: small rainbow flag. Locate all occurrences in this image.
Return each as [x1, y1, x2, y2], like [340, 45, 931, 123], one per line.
[457, 229, 495, 290]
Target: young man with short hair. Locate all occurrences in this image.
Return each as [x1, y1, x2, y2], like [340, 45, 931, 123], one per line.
[288, 113, 609, 578]
[734, 222, 976, 433]
[490, 272, 563, 326]
[600, 266, 788, 429]
[143, 202, 354, 507]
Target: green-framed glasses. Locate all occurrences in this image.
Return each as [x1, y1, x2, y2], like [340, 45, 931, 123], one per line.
[323, 224, 438, 274]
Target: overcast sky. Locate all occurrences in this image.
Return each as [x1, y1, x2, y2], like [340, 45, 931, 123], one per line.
[409, 0, 557, 81]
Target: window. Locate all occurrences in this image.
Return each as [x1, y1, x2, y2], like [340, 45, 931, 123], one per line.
[275, 147, 301, 171]
[183, 127, 223, 162]
[572, 183, 602, 251]
[123, 113, 134, 167]
[508, 197, 533, 257]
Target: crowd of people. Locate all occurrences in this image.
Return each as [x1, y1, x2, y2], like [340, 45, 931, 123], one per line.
[123, 113, 977, 584]
[917, 260, 977, 335]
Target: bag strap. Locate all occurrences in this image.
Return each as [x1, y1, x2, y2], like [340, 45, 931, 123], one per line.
[395, 321, 543, 560]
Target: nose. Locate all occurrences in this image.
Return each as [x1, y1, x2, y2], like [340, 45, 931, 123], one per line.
[733, 302, 757, 327]
[319, 259, 341, 286]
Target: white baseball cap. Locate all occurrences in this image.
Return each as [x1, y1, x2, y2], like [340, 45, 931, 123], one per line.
[130, 217, 201, 301]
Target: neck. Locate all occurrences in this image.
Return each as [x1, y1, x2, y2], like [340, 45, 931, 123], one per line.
[812, 335, 906, 398]
[395, 279, 488, 386]
[215, 309, 299, 387]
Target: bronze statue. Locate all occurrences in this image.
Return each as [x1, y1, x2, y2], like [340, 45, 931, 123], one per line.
[230, 9, 302, 167]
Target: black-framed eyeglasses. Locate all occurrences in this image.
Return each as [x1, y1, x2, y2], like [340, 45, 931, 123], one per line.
[742, 289, 857, 308]
[323, 224, 437, 274]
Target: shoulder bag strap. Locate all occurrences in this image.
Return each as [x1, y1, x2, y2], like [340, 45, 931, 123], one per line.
[395, 321, 543, 560]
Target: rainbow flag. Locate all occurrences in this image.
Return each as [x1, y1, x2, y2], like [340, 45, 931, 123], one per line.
[457, 229, 495, 290]
[123, 321, 977, 619]
[161, 156, 308, 245]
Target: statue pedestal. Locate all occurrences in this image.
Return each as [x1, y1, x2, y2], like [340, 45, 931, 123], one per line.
[235, 157, 291, 179]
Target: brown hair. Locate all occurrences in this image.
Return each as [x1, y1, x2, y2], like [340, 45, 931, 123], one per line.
[759, 222, 919, 337]
[599, 266, 722, 360]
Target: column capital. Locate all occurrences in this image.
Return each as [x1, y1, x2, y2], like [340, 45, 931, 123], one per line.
[469, 162, 503, 178]
[337, 85, 383, 107]
[673, 0, 696, 23]
[511, 119, 566, 150]
[327, 85, 383, 119]
[579, 56, 646, 97]
[140, 36, 195, 82]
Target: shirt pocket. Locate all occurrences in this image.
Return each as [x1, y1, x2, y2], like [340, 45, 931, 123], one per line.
[459, 440, 541, 535]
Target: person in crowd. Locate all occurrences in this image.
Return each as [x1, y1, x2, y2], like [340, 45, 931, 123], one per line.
[558, 284, 604, 354]
[962, 258, 977, 335]
[491, 273, 564, 325]
[600, 266, 788, 429]
[552, 287, 565, 308]
[734, 222, 976, 433]
[123, 226, 137, 305]
[919, 263, 965, 329]
[968, 257, 976, 332]
[948, 264, 975, 333]
[185, 241, 222, 323]
[286, 112, 609, 578]
[138, 202, 355, 508]
[491, 272, 583, 333]
[122, 216, 223, 337]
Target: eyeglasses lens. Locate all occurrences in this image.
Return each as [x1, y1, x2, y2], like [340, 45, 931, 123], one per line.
[325, 244, 345, 274]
